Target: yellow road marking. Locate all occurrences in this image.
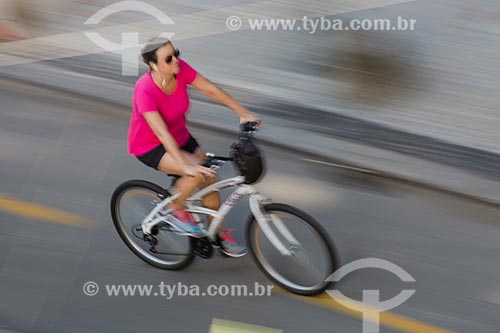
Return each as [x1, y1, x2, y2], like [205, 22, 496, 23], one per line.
[0, 193, 96, 229]
[209, 318, 282, 333]
[276, 289, 459, 333]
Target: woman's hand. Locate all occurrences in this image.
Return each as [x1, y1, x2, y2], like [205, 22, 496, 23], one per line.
[239, 110, 262, 126]
[183, 164, 216, 178]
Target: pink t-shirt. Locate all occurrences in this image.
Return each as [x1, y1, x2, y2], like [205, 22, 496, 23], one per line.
[128, 58, 198, 156]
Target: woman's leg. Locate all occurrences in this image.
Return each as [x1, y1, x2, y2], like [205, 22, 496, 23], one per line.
[192, 147, 220, 222]
[156, 147, 221, 226]
[156, 151, 204, 210]
[155, 147, 244, 255]
[156, 148, 220, 213]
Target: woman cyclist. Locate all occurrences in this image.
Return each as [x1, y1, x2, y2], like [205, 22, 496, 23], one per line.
[127, 37, 260, 257]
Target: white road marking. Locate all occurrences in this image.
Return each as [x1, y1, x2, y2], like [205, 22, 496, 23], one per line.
[479, 288, 500, 305]
[256, 172, 341, 207]
[302, 158, 380, 175]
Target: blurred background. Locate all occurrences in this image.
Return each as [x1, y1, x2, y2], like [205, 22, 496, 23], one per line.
[1, 0, 500, 332]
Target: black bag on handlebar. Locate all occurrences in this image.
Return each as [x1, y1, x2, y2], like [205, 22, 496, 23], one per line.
[230, 135, 264, 184]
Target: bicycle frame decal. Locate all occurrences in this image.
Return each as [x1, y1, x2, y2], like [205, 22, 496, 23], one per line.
[205, 185, 254, 239]
[224, 191, 245, 207]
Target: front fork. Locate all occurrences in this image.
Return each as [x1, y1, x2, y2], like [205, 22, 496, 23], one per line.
[249, 193, 300, 256]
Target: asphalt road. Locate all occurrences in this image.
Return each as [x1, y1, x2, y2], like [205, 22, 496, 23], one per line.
[1, 79, 500, 333]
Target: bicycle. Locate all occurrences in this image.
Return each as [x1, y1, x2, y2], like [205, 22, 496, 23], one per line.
[110, 122, 340, 296]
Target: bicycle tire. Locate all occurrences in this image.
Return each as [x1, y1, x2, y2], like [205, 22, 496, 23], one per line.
[246, 203, 339, 296]
[111, 179, 195, 270]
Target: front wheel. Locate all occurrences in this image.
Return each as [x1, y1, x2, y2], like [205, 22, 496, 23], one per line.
[110, 180, 195, 270]
[246, 203, 339, 295]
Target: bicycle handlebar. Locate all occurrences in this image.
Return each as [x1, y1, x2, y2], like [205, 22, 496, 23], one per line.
[240, 121, 260, 133]
[205, 153, 233, 161]
[202, 121, 260, 170]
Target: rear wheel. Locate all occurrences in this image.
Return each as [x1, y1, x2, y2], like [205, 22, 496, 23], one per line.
[246, 203, 339, 295]
[111, 180, 194, 270]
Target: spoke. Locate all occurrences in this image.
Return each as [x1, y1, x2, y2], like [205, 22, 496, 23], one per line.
[288, 245, 323, 279]
[124, 200, 155, 217]
[157, 230, 187, 253]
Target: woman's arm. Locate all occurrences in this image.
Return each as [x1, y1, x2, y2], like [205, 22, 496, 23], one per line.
[191, 74, 260, 123]
[142, 112, 215, 177]
[142, 112, 216, 177]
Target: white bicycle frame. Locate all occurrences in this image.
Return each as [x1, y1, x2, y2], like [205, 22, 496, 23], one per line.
[141, 175, 299, 256]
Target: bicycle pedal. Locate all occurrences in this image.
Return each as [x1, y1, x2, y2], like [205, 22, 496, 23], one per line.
[143, 234, 158, 246]
[192, 237, 213, 259]
[151, 225, 159, 236]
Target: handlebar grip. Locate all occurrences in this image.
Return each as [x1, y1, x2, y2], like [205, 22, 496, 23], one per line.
[240, 121, 260, 132]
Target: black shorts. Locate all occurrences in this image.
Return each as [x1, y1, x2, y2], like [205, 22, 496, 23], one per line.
[136, 135, 200, 170]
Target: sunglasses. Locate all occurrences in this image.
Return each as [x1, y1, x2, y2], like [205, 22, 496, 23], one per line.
[166, 49, 180, 64]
